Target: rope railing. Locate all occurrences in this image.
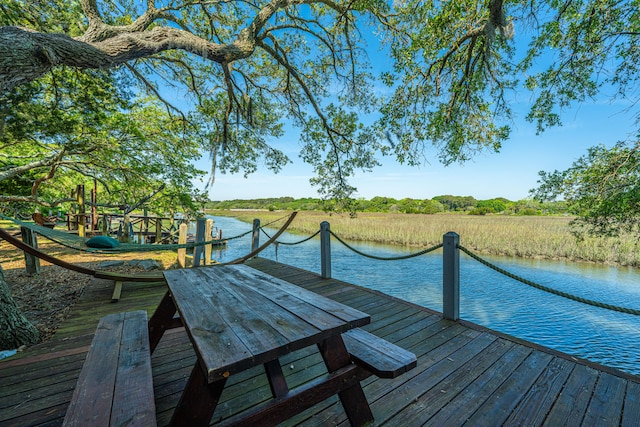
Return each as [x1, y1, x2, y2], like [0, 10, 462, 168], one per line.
[228, 218, 639, 318]
[261, 213, 293, 228]
[457, 244, 640, 316]
[330, 230, 443, 261]
[260, 227, 321, 245]
[224, 229, 253, 241]
[256, 223, 443, 261]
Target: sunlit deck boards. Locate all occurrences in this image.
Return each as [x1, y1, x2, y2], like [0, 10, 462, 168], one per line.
[1, 257, 639, 426]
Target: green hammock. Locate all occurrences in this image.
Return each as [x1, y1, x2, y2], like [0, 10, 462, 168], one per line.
[0, 212, 298, 283]
[0, 214, 225, 253]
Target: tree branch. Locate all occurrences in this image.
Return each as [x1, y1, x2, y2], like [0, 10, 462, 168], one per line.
[0, 194, 75, 207]
[0, 148, 68, 182]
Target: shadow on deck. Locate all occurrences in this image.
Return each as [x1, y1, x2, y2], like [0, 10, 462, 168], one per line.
[1, 258, 639, 426]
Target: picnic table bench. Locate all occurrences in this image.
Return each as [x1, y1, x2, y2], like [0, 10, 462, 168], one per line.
[342, 327, 417, 378]
[62, 265, 416, 426]
[148, 264, 416, 426]
[63, 310, 156, 426]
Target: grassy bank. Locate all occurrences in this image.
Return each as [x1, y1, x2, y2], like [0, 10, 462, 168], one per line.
[213, 210, 639, 267]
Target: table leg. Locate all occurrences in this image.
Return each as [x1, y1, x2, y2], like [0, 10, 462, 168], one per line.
[318, 335, 374, 426]
[264, 359, 289, 397]
[148, 290, 177, 353]
[170, 360, 226, 427]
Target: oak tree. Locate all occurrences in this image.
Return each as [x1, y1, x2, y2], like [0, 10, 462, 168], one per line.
[533, 142, 640, 238]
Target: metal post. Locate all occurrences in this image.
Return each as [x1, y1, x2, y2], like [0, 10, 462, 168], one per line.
[443, 232, 460, 321]
[251, 219, 260, 252]
[320, 221, 331, 279]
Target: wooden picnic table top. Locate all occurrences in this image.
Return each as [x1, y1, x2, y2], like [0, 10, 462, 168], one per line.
[162, 264, 371, 383]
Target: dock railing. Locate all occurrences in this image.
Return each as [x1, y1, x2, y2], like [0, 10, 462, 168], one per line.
[252, 219, 640, 319]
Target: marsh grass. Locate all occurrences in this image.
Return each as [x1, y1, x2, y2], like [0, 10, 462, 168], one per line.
[216, 211, 640, 267]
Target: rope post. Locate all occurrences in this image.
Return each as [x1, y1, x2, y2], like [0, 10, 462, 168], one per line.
[205, 219, 214, 266]
[144, 208, 149, 237]
[251, 219, 260, 252]
[177, 223, 188, 268]
[20, 226, 41, 274]
[77, 184, 85, 238]
[193, 218, 206, 267]
[443, 232, 460, 321]
[320, 221, 331, 279]
[155, 218, 162, 244]
[91, 181, 98, 231]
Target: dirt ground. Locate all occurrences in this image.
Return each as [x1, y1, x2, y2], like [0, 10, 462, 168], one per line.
[0, 233, 176, 345]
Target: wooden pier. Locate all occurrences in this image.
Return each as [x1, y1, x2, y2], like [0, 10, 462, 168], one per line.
[1, 258, 639, 426]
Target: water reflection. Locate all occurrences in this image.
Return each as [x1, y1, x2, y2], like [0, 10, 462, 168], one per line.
[207, 216, 640, 375]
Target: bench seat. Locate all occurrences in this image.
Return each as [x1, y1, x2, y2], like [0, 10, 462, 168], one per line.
[342, 328, 417, 378]
[63, 310, 156, 426]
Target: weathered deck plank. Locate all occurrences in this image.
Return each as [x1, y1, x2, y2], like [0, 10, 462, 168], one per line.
[542, 363, 599, 427]
[0, 257, 638, 427]
[504, 356, 574, 426]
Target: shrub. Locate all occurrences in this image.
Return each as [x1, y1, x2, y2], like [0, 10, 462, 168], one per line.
[469, 207, 496, 215]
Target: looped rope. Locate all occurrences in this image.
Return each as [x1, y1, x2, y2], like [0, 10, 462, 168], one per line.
[223, 229, 253, 241]
[330, 230, 443, 260]
[261, 227, 321, 245]
[457, 244, 640, 316]
[261, 213, 293, 228]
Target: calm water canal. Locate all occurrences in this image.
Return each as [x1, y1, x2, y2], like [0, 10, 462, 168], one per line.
[207, 215, 640, 376]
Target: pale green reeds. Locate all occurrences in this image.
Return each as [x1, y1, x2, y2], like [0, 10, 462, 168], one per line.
[214, 211, 640, 267]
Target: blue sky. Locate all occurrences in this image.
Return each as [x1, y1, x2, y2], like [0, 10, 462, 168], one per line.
[200, 96, 637, 202]
[187, 15, 637, 202]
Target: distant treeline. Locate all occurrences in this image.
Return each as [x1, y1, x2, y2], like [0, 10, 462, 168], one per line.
[207, 195, 569, 216]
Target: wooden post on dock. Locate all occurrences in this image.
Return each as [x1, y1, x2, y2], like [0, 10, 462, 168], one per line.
[320, 221, 331, 279]
[68, 188, 75, 231]
[205, 219, 213, 265]
[193, 218, 206, 267]
[20, 227, 40, 274]
[91, 180, 98, 231]
[77, 184, 85, 238]
[155, 218, 162, 243]
[443, 232, 460, 321]
[251, 219, 260, 252]
[177, 223, 188, 268]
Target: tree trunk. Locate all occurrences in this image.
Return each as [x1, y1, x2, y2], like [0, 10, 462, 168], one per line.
[0, 25, 255, 95]
[0, 265, 40, 349]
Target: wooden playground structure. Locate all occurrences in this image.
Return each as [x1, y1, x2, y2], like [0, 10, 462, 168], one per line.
[36, 183, 226, 247]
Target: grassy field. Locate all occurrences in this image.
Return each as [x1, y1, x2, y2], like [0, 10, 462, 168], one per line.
[214, 210, 640, 267]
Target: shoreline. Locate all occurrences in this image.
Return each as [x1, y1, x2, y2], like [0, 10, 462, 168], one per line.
[210, 210, 640, 269]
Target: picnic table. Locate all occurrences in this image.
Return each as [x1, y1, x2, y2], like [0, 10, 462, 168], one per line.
[148, 264, 415, 426]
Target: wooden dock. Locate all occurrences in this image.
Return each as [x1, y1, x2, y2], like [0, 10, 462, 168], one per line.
[1, 258, 639, 426]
